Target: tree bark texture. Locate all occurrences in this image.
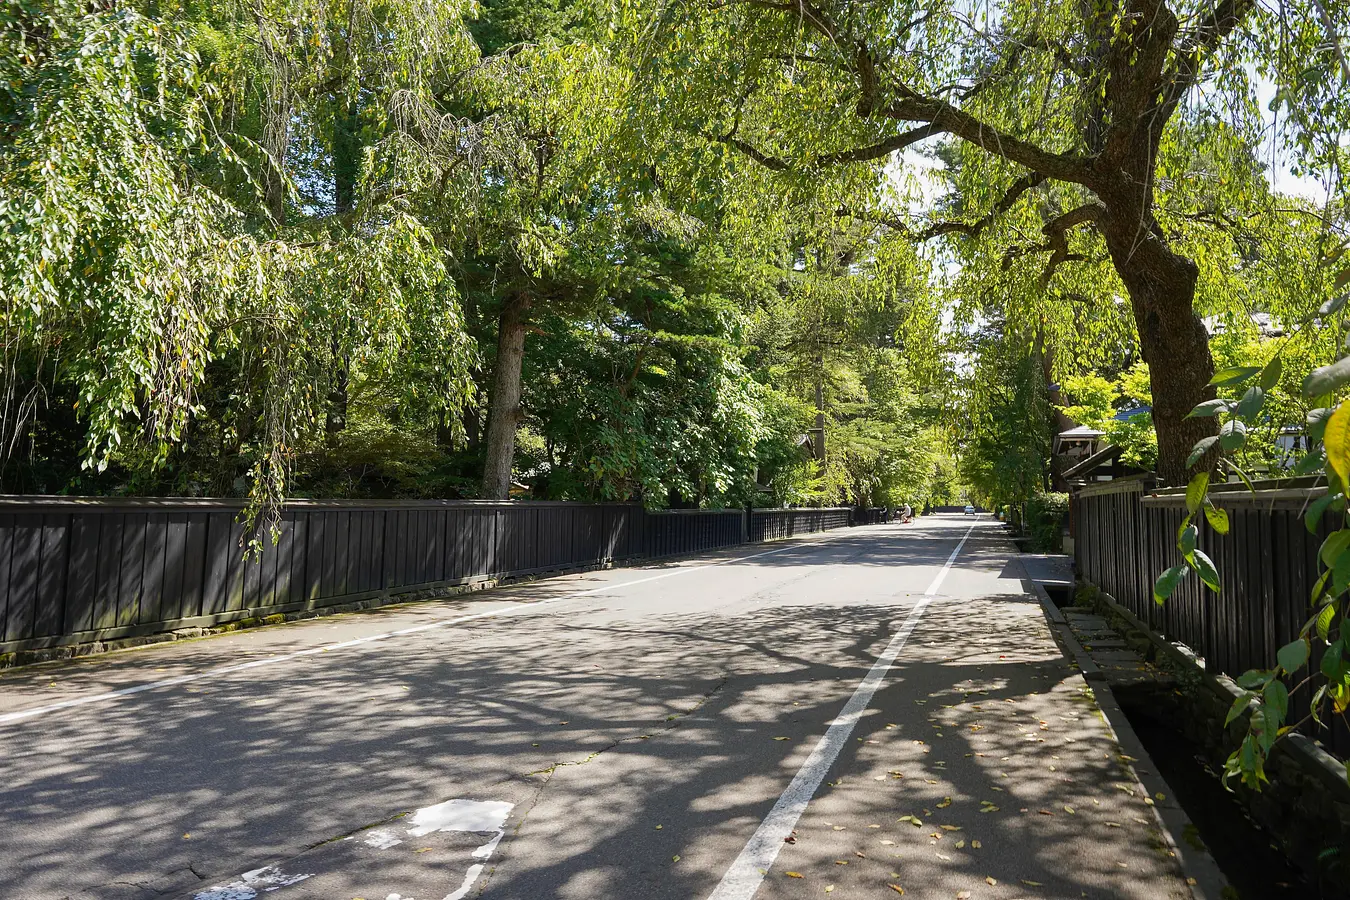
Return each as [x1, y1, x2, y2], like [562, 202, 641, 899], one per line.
[1096, 204, 1216, 486]
[480, 294, 530, 499]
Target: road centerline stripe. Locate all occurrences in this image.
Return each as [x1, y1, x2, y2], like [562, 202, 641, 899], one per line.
[0, 529, 858, 729]
[706, 522, 977, 900]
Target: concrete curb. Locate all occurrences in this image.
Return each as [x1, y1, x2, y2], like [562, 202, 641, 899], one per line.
[1015, 557, 1229, 900]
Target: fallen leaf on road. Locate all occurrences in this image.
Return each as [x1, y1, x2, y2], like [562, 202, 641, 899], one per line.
[936, 798, 952, 809]
[970, 840, 982, 849]
[774, 737, 790, 741]
[825, 886, 834, 893]
[672, 855, 680, 862]
[786, 872, 803, 878]
[898, 815, 922, 827]
[1021, 880, 1043, 886]
[888, 885, 905, 895]
[986, 876, 997, 885]
[939, 825, 961, 831]
[954, 840, 965, 848]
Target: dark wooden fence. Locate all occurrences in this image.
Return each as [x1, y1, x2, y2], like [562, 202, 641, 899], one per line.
[751, 507, 853, 541]
[1073, 477, 1348, 757]
[0, 499, 861, 654]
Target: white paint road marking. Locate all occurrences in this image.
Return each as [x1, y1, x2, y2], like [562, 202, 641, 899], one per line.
[406, 799, 515, 900]
[706, 523, 978, 900]
[0, 532, 852, 728]
[193, 865, 313, 900]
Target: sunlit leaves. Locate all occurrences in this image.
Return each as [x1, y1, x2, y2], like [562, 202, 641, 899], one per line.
[1322, 400, 1350, 485]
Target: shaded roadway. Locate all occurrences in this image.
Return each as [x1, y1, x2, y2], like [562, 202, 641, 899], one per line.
[0, 515, 1191, 900]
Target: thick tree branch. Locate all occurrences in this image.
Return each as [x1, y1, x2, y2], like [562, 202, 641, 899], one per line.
[998, 202, 1105, 288]
[726, 0, 1098, 185]
[882, 96, 1095, 185]
[707, 121, 946, 171]
[916, 171, 1047, 240]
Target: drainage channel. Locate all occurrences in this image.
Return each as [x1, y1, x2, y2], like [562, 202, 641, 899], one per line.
[1113, 684, 1332, 900]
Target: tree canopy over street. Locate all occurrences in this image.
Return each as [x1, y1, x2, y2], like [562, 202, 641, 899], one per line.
[2, 0, 1347, 522]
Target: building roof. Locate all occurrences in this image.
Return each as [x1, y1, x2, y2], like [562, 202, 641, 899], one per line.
[1057, 425, 1106, 439]
[1064, 443, 1123, 480]
[1113, 404, 1151, 421]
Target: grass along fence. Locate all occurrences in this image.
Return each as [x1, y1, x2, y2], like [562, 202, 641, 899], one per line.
[0, 498, 859, 657]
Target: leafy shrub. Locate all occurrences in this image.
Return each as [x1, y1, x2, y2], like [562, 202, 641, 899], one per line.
[1026, 492, 1070, 553]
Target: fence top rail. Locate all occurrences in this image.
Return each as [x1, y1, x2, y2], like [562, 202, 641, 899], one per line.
[1142, 478, 1328, 509]
[752, 506, 852, 513]
[0, 495, 643, 512]
[1072, 476, 1152, 499]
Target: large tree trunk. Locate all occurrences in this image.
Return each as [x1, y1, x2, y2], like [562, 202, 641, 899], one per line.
[480, 294, 530, 499]
[1098, 211, 1217, 485]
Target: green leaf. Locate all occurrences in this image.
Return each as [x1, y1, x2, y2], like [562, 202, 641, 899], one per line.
[1264, 679, 1289, 719]
[1319, 529, 1350, 567]
[1179, 523, 1198, 556]
[1187, 436, 1219, 469]
[1303, 357, 1350, 398]
[1277, 638, 1310, 673]
[1259, 356, 1284, 391]
[1323, 400, 1350, 487]
[1316, 602, 1337, 641]
[1224, 692, 1252, 726]
[1321, 641, 1345, 682]
[1186, 472, 1210, 513]
[1312, 567, 1333, 603]
[1223, 458, 1257, 493]
[1309, 407, 1334, 443]
[1294, 450, 1327, 476]
[1203, 503, 1230, 535]
[1186, 399, 1230, 418]
[1336, 551, 1350, 597]
[1306, 492, 1337, 532]
[1311, 685, 1329, 726]
[1235, 386, 1265, 421]
[1153, 565, 1187, 605]
[1236, 670, 1273, 689]
[1219, 419, 1247, 452]
[1209, 366, 1262, 388]
[1189, 548, 1221, 593]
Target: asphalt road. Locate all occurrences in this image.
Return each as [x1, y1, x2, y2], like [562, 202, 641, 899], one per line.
[0, 515, 1192, 900]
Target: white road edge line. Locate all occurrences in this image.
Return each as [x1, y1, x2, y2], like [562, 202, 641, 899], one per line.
[706, 522, 978, 900]
[0, 529, 860, 728]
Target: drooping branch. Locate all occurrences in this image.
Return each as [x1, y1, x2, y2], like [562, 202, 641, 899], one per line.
[1157, 0, 1258, 135]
